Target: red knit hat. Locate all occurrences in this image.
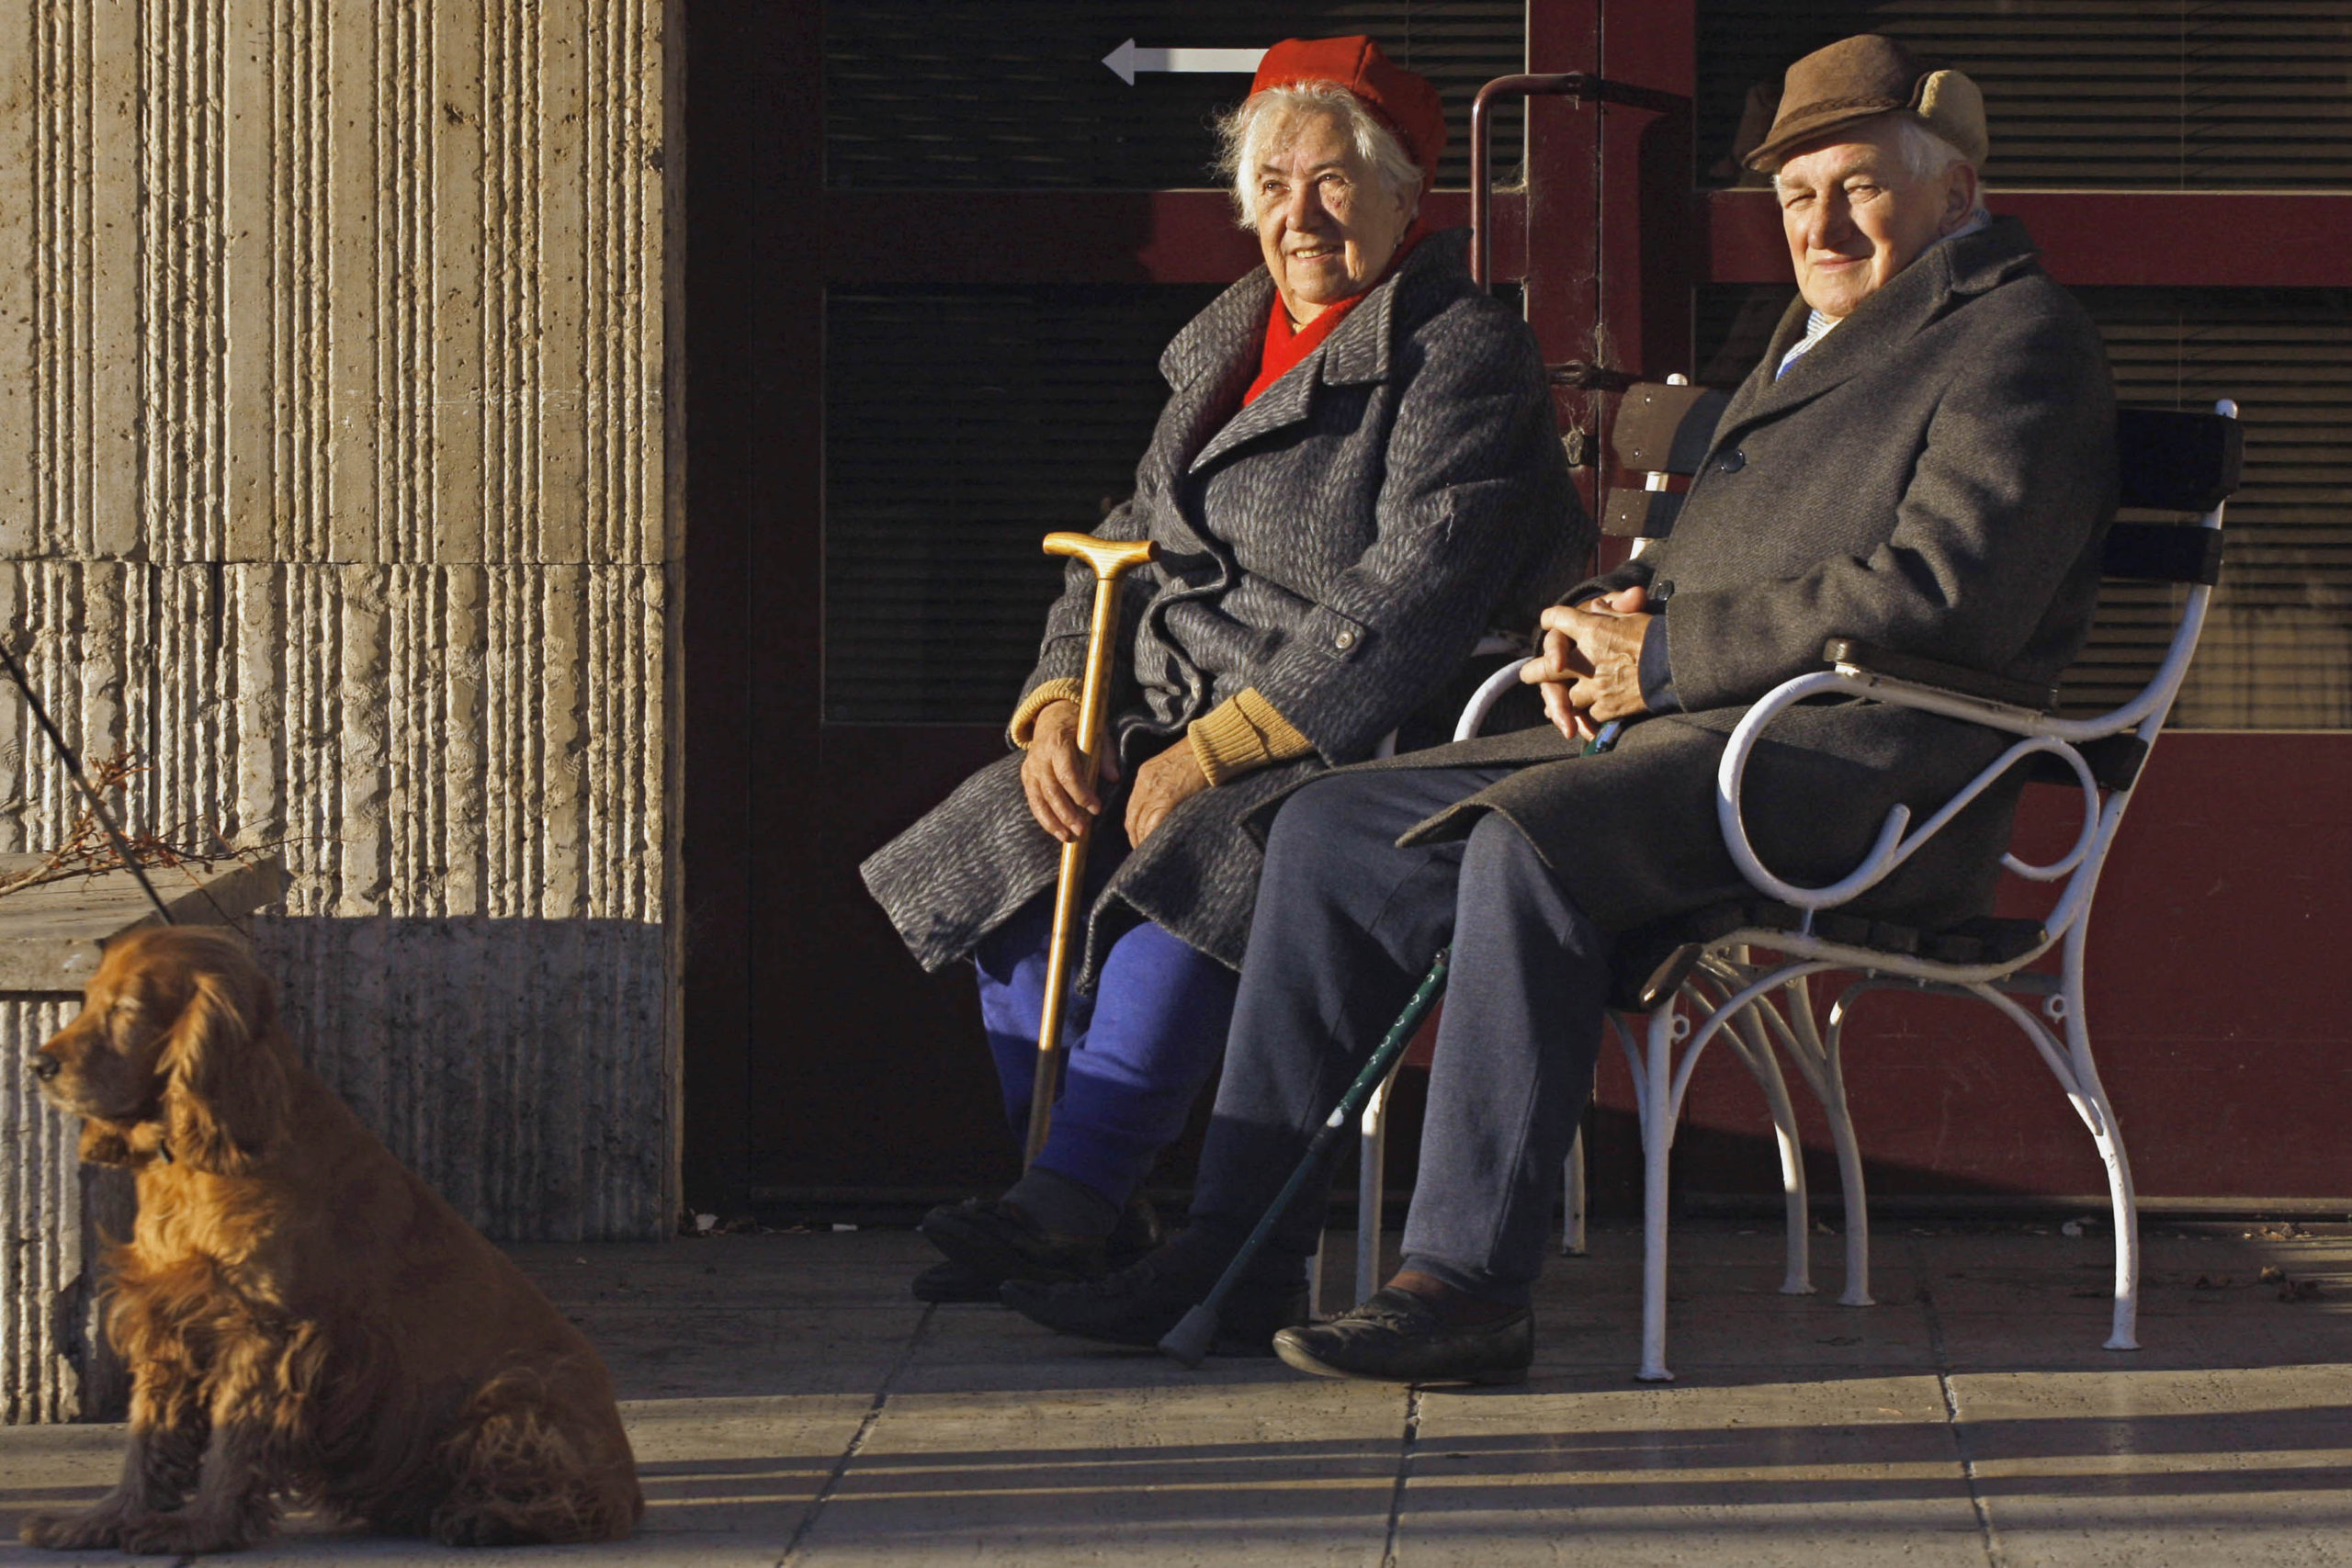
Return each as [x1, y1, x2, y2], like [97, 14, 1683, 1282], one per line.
[1250, 36, 1447, 186]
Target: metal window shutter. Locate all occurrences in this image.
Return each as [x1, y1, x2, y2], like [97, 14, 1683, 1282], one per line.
[824, 285, 1222, 725]
[2084, 288, 2352, 729]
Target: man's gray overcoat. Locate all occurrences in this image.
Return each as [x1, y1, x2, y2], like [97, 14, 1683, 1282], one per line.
[1352, 217, 2118, 935]
[862, 231, 1585, 982]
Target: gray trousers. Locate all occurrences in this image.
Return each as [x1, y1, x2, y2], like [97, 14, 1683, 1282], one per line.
[1185, 766, 1612, 1307]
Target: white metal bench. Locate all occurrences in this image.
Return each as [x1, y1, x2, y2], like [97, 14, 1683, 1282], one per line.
[1349, 394, 2243, 1381]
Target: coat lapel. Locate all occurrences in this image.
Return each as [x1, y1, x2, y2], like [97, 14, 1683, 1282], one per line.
[1150, 269, 1274, 471]
[1713, 295, 1814, 434]
[1187, 353, 1322, 473]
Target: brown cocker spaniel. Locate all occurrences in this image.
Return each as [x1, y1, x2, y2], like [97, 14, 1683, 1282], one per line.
[21, 926, 643, 1553]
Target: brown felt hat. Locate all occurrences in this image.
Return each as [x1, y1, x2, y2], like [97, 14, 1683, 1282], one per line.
[1743, 34, 1987, 174]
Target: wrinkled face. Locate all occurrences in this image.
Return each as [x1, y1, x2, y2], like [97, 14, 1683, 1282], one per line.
[1250, 107, 1418, 325]
[28, 941, 193, 1122]
[1774, 118, 1975, 320]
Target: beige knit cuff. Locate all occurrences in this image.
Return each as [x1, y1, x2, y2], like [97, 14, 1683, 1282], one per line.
[1186, 688, 1315, 786]
[1008, 679, 1082, 749]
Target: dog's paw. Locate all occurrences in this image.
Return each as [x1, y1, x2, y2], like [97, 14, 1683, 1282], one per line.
[115, 1512, 266, 1557]
[431, 1515, 534, 1549]
[19, 1507, 133, 1551]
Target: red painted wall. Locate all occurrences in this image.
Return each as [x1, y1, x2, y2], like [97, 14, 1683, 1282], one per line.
[1660, 734, 2352, 1201]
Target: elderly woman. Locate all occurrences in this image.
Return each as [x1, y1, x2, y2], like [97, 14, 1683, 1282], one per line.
[861, 36, 1585, 1304]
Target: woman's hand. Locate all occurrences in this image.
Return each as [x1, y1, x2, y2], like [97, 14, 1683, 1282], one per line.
[1520, 585, 1652, 741]
[1020, 701, 1119, 843]
[1125, 744, 1211, 847]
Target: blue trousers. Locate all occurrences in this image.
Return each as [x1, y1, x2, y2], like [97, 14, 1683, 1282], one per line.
[976, 885, 1238, 1207]
[1186, 767, 1613, 1306]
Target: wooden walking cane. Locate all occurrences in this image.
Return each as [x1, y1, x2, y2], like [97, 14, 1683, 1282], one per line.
[1023, 530, 1158, 1168]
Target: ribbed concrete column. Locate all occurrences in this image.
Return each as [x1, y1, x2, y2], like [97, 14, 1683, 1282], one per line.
[0, 0, 670, 1420]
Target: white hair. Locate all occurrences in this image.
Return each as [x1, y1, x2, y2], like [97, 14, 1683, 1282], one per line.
[1888, 114, 1972, 182]
[1770, 111, 1975, 192]
[1214, 82, 1423, 229]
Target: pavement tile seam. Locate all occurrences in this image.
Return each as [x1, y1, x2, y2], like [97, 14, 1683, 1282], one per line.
[1377, 1384, 1422, 1568]
[1907, 1235, 2008, 1568]
[775, 1301, 938, 1567]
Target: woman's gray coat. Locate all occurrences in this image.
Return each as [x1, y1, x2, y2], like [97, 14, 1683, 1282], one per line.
[1352, 217, 2119, 936]
[861, 230, 1587, 982]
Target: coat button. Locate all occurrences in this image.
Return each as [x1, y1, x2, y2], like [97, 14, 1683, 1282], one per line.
[1716, 449, 1747, 473]
[1333, 628, 1357, 649]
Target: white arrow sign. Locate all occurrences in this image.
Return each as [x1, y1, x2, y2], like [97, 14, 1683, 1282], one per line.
[1102, 39, 1268, 85]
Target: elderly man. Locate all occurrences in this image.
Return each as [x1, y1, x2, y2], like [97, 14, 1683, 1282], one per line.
[1007, 34, 2118, 1378]
[861, 38, 1581, 1307]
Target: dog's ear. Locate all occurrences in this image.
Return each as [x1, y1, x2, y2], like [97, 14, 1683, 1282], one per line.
[77, 1118, 136, 1167]
[160, 968, 288, 1175]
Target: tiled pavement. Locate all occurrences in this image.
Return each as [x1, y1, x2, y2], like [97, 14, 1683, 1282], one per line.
[4, 1221, 2346, 1564]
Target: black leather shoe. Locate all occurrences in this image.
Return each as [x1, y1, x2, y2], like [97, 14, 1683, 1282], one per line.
[1001, 1253, 1307, 1356]
[914, 1192, 1162, 1299]
[1272, 1287, 1532, 1385]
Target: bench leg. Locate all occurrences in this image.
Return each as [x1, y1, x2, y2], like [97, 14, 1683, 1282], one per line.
[1977, 952, 2141, 1356]
[1637, 999, 1678, 1382]
[2059, 922, 2139, 1352]
[1724, 1003, 1816, 1298]
[1818, 992, 1875, 1308]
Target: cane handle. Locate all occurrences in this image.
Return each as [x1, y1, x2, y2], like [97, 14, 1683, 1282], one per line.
[1044, 532, 1157, 580]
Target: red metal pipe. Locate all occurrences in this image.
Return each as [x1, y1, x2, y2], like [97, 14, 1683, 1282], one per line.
[1470, 73, 1590, 289]
[1470, 73, 1693, 289]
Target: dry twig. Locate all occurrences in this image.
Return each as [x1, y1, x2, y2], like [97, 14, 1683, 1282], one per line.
[0, 747, 286, 899]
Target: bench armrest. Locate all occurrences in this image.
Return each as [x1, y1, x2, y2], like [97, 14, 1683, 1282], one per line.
[1821, 638, 2056, 714]
[1717, 670, 2106, 925]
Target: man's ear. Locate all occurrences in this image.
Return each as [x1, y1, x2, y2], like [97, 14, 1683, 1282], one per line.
[1941, 162, 1980, 231]
[160, 972, 288, 1175]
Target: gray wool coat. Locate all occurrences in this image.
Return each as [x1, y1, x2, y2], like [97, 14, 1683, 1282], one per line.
[861, 230, 1586, 983]
[1342, 217, 2118, 936]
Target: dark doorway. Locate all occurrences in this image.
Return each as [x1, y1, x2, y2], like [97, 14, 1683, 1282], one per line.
[677, 2, 1610, 1213]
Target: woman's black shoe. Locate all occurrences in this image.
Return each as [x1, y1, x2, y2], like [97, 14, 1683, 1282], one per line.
[1000, 1253, 1307, 1356]
[1272, 1287, 1532, 1385]
[912, 1191, 1162, 1300]
[920, 1196, 1107, 1284]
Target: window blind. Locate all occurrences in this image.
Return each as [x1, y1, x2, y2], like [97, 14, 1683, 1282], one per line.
[2086, 288, 2352, 729]
[824, 284, 1222, 725]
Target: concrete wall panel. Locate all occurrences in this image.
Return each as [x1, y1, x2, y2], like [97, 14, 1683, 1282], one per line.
[0, 999, 86, 1426]
[0, 557, 668, 1242]
[0, 0, 673, 1400]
